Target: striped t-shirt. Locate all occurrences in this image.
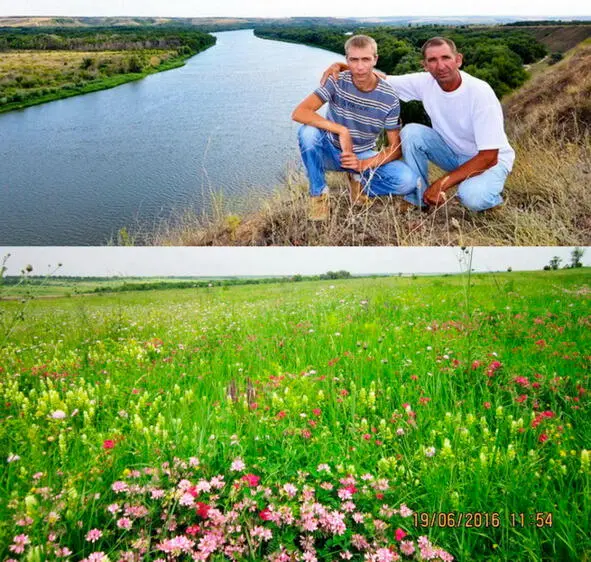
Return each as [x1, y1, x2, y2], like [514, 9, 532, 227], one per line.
[314, 71, 401, 153]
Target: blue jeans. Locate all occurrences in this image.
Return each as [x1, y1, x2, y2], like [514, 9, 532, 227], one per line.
[400, 123, 510, 211]
[297, 125, 419, 197]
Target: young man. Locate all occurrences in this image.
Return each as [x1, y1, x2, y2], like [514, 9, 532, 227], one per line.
[323, 37, 515, 211]
[292, 34, 418, 220]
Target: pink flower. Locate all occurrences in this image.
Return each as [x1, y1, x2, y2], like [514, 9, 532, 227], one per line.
[9, 534, 30, 554]
[111, 481, 128, 493]
[394, 528, 407, 541]
[85, 528, 102, 543]
[242, 474, 260, 487]
[103, 439, 115, 450]
[399, 504, 413, 517]
[283, 483, 298, 497]
[230, 458, 245, 472]
[483, 401, 491, 409]
[117, 517, 132, 530]
[400, 541, 415, 555]
[375, 547, 398, 561]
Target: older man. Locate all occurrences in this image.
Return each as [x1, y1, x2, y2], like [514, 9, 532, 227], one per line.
[292, 34, 418, 220]
[323, 36, 515, 211]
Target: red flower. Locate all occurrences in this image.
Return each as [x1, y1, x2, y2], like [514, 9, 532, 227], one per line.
[103, 439, 115, 450]
[312, 408, 322, 417]
[483, 402, 491, 409]
[515, 394, 528, 403]
[242, 474, 260, 487]
[259, 507, 272, 521]
[186, 524, 200, 536]
[276, 411, 286, 419]
[539, 433, 548, 443]
[196, 502, 211, 519]
[395, 528, 407, 541]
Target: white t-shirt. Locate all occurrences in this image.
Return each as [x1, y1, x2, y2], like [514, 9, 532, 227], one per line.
[387, 71, 515, 171]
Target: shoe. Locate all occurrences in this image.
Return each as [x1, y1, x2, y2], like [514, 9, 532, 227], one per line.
[309, 194, 329, 221]
[348, 174, 369, 205]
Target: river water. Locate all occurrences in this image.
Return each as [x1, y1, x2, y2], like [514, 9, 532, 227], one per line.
[0, 30, 344, 245]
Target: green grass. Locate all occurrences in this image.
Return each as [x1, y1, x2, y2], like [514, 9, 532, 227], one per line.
[0, 52, 192, 114]
[0, 269, 589, 560]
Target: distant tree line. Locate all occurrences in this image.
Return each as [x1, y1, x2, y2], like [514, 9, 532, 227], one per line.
[0, 26, 216, 54]
[254, 25, 547, 124]
[1, 271, 357, 294]
[543, 248, 585, 270]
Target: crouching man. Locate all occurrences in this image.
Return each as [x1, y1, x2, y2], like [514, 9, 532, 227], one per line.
[292, 34, 418, 220]
[323, 36, 515, 211]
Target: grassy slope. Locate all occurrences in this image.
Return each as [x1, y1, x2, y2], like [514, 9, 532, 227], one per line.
[0, 268, 589, 560]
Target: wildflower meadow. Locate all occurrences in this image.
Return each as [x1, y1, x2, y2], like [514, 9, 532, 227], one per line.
[0, 268, 589, 561]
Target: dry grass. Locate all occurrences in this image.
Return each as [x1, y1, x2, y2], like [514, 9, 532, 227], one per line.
[149, 123, 590, 246]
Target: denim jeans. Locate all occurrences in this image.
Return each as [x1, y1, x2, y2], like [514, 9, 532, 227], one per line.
[400, 123, 510, 211]
[297, 125, 419, 197]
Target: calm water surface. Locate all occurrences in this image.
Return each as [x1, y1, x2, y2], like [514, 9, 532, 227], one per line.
[0, 30, 343, 245]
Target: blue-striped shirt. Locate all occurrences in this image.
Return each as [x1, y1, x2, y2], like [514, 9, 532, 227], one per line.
[314, 71, 400, 153]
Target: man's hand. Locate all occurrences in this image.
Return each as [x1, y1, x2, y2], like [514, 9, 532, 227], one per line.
[321, 62, 347, 86]
[340, 152, 361, 171]
[423, 177, 449, 207]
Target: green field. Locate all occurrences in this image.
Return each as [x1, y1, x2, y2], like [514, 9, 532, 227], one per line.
[0, 269, 589, 561]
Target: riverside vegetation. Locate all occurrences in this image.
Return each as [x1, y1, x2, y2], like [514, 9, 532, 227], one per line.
[0, 265, 590, 561]
[0, 27, 216, 113]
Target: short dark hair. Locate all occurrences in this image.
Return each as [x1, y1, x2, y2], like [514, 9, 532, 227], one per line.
[421, 37, 458, 59]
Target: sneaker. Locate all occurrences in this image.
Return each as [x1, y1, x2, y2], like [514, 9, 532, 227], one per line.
[348, 174, 369, 205]
[309, 194, 329, 221]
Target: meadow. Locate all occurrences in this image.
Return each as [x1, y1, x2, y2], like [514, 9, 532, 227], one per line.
[0, 267, 589, 561]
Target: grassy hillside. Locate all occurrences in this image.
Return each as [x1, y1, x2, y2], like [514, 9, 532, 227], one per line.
[0, 268, 589, 560]
[515, 24, 591, 52]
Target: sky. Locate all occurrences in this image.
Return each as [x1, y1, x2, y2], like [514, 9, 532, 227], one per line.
[1, 0, 589, 18]
[1, 247, 587, 277]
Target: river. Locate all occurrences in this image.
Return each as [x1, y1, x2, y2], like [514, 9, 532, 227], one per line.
[0, 29, 344, 245]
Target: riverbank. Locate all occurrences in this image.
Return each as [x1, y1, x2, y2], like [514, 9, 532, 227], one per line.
[0, 27, 216, 113]
[0, 50, 201, 113]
